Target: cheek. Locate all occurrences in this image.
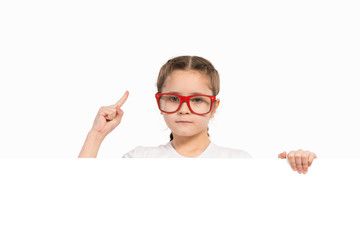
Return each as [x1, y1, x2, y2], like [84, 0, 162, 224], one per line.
[199, 116, 211, 127]
[162, 114, 175, 122]
[189, 116, 212, 129]
[162, 114, 176, 127]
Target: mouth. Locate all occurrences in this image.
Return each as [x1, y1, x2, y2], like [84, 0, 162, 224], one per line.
[176, 121, 193, 124]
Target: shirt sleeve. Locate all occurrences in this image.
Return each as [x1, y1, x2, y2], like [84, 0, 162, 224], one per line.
[122, 148, 136, 158]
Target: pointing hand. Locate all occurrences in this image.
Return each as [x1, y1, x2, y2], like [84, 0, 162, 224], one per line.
[91, 91, 129, 137]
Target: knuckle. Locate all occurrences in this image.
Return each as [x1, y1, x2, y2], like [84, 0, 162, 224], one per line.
[289, 151, 296, 157]
[301, 154, 309, 161]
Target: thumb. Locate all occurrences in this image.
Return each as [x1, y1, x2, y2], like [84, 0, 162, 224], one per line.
[278, 151, 287, 159]
[105, 106, 124, 132]
[96, 106, 124, 137]
[115, 105, 124, 122]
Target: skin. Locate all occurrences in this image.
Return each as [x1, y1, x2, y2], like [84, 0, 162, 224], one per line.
[79, 69, 317, 174]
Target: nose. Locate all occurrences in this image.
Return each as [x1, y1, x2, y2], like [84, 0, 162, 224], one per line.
[178, 101, 191, 114]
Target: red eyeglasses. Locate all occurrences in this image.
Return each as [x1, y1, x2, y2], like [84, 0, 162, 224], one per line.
[155, 93, 216, 115]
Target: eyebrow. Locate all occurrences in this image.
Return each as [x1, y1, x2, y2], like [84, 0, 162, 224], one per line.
[167, 91, 209, 95]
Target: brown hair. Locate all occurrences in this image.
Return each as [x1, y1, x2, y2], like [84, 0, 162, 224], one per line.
[156, 56, 220, 141]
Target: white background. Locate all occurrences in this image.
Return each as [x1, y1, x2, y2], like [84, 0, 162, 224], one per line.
[0, 0, 359, 158]
[1, 158, 360, 240]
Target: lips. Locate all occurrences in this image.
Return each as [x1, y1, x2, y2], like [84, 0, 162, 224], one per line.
[176, 121, 192, 123]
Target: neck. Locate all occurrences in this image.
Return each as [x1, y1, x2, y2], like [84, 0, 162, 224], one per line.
[171, 130, 210, 157]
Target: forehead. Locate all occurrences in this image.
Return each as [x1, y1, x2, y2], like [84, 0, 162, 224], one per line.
[162, 70, 212, 95]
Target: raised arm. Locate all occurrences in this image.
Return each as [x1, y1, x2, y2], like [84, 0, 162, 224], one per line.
[78, 91, 129, 158]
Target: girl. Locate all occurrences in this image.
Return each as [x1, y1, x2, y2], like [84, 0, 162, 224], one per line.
[79, 56, 317, 174]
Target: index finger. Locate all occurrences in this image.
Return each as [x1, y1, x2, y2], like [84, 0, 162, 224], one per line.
[115, 90, 129, 107]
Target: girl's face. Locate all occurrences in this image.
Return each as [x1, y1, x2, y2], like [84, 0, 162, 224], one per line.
[160, 69, 219, 139]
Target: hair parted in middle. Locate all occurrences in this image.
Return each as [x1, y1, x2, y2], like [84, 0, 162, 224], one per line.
[156, 55, 220, 96]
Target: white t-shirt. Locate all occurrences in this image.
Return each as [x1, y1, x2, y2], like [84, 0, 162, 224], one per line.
[122, 141, 252, 158]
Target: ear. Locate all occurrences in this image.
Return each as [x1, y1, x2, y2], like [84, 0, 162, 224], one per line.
[210, 99, 220, 118]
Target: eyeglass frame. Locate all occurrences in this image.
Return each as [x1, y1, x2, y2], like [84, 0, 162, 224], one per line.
[155, 93, 217, 115]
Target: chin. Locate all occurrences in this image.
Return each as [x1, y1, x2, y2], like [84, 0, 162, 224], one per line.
[171, 130, 194, 138]
[171, 127, 206, 138]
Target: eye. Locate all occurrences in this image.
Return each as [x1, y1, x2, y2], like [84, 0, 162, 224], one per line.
[169, 96, 180, 102]
[191, 97, 203, 103]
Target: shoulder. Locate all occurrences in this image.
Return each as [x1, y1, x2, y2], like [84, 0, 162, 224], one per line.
[206, 143, 253, 158]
